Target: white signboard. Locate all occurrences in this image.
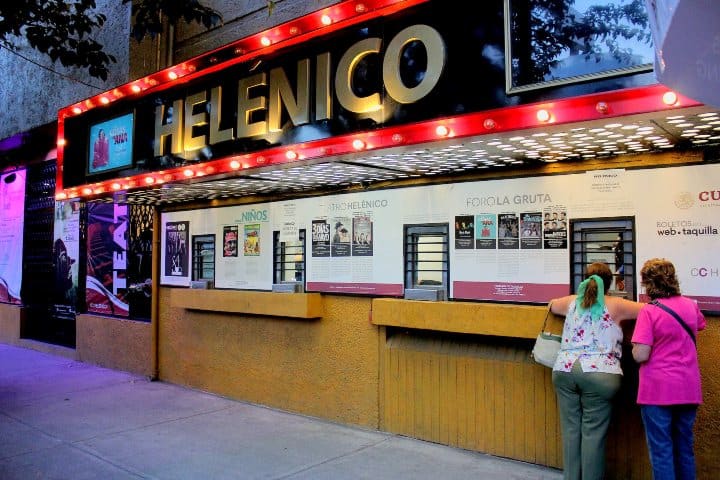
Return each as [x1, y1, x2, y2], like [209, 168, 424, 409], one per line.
[160, 163, 720, 310]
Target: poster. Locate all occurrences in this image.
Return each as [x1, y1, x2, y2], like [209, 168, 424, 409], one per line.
[223, 225, 238, 257]
[87, 113, 134, 175]
[330, 217, 351, 257]
[243, 224, 261, 256]
[311, 219, 331, 257]
[86, 203, 129, 316]
[475, 214, 497, 249]
[454, 215, 474, 249]
[498, 213, 519, 249]
[520, 212, 542, 249]
[352, 215, 373, 256]
[0, 169, 26, 304]
[52, 201, 80, 319]
[543, 207, 568, 249]
[165, 221, 189, 277]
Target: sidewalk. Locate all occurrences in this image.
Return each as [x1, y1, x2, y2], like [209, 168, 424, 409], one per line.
[0, 343, 562, 480]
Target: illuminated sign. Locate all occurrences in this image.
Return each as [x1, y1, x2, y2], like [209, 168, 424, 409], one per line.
[87, 113, 134, 175]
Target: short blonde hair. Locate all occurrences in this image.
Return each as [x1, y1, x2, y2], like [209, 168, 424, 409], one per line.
[641, 258, 681, 299]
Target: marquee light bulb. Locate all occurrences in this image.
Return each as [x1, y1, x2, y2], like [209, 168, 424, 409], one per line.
[285, 150, 298, 160]
[260, 36, 271, 47]
[321, 14, 333, 25]
[536, 109, 551, 123]
[352, 139, 366, 150]
[662, 91, 679, 106]
[435, 125, 450, 137]
[168, 71, 178, 80]
[99, 97, 110, 105]
[183, 169, 195, 178]
[72, 107, 82, 115]
[230, 160, 241, 169]
[131, 84, 142, 93]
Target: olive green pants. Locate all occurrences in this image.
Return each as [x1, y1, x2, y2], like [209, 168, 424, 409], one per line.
[552, 362, 621, 480]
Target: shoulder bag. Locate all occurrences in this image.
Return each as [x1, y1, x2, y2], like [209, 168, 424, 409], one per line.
[531, 305, 562, 368]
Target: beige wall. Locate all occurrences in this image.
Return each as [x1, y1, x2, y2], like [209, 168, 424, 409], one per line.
[76, 314, 153, 377]
[158, 288, 380, 427]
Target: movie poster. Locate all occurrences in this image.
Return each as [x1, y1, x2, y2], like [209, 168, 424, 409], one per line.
[352, 215, 373, 256]
[475, 214, 496, 249]
[86, 203, 129, 316]
[244, 224, 261, 256]
[330, 217, 351, 257]
[498, 213, 519, 249]
[0, 169, 26, 304]
[311, 219, 331, 257]
[223, 225, 238, 257]
[52, 201, 80, 319]
[165, 221, 189, 276]
[520, 212, 542, 249]
[543, 207, 568, 249]
[454, 215, 474, 249]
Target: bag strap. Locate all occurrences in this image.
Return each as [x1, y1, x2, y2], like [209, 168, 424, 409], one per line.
[650, 300, 696, 345]
[541, 303, 553, 332]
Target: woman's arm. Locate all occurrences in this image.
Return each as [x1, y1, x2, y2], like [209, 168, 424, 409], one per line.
[607, 297, 645, 323]
[632, 343, 651, 363]
[549, 295, 575, 316]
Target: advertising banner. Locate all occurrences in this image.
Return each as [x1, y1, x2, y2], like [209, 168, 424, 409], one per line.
[0, 169, 26, 304]
[86, 203, 129, 316]
[52, 201, 81, 318]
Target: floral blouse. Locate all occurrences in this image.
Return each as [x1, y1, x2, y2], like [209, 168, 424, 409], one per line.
[553, 300, 624, 374]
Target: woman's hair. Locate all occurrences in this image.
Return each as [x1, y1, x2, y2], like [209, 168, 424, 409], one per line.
[641, 258, 681, 299]
[580, 262, 613, 309]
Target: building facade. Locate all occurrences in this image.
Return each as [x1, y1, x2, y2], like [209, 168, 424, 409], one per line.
[1, 1, 719, 478]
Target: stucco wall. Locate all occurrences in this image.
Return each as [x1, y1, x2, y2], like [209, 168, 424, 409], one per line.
[0, 303, 22, 345]
[76, 314, 153, 377]
[0, 1, 132, 141]
[158, 288, 380, 428]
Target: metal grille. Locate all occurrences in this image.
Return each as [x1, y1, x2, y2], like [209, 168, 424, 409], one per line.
[570, 218, 636, 299]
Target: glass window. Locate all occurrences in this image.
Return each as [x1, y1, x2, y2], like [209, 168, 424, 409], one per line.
[273, 229, 306, 284]
[505, 0, 654, 93]
[404, 224, 449, 295]
[192, 234, 215, 283]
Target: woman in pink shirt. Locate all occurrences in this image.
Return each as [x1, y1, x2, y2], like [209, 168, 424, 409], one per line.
[632, 258, 706, 480]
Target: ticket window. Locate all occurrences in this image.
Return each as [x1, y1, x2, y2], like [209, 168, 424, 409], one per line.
[570, 218, 635, 299]
[404, 224, 449, 297]
[273, 229, 306, 284]
[192, 234, 215, 284]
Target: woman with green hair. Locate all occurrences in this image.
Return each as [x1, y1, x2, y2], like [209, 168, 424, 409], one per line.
[549, 262, 643, 480]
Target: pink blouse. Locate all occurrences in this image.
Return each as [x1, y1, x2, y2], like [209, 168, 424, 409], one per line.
[631, 296, 705, 405]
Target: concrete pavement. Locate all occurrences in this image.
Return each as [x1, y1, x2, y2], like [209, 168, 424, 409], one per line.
[0, 343, 562, 479]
